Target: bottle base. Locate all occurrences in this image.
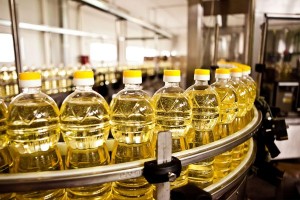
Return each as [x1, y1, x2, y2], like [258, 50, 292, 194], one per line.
[66, 183, 111, 200]
[112, 178, 153, 200]
[16, 189, 65, 200]
[188, 161, 214, 189]
[0, 193, 16, 200]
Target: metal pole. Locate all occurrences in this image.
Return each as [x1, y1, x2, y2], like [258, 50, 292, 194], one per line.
[244, 0, 255, 65]
[60, 0, 69, 65]
[213, 21, 219, 65]
[259, 21, 268, 64]
[256, 21, 268, 97]
[154, 34, 159, 76]
[41, 0, 51, 66]
[8, 0, 22, 75]
[115, 19, 127, 68]
[187, 0, 204, 88]
[155, 131, 172, 200]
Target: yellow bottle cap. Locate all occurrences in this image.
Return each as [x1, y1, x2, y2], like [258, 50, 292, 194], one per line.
[164, 70, 180, 77]
[230, 68, 242, 77]
[19, 72, 42, 88]
[239, 64, 251, 75]
[163, 70, 181, 82]
[216, 68, 230, 74]
[19, 72, 41, 80]
[74, 70, 94, 79]
[73, 70, 94, 86]
[195, 69, 210, 75]
[123, 70, 142, 78]
[215, 68, 230, 79]
[123, 70, 142, 84]
[194, 69, 210, 81]
[230, 68, 242, 73]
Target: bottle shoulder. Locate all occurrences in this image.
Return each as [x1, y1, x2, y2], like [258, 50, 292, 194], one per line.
[154, 85, 185, 95]
[113, 88, 152, 100]
[9, 92, 58, 108]
[60, 91, 110, 115]
[62, 90, 108, 104]
[7, 92, 60, 121]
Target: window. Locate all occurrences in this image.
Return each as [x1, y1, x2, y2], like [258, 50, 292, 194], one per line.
[90, 43, 117, 63]
[0, 33, 14, 63]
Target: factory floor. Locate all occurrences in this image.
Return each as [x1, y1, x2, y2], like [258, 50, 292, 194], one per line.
[246, 159, 300, 200]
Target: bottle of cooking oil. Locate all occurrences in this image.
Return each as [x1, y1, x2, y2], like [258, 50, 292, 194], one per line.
[229, 67, 249, 169]
[185, 69, 220, 188]
[211, 68, 237, 181]
[0, 97, 15, 200]
[240, 65, 257, 154]
[240, 65, 256, 123]
[7, 72, 64, 199]
[152, 70, 192, 189]
[60, 70, 111, 199]
[110, 70, 154, 200]
[229, 67, 249, 130]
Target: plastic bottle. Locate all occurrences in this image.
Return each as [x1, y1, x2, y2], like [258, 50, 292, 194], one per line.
[211, 68, 237, 181]
[152, 70, 192, 189]
[240, 65, 256, 154]
[0, 97, 14, 200]
[229, 68, 249, 169]
[110, 70, 155, 200]
[60, 70, 111, 199]
[7, 72, 64, 199]
[185, 69, 220, 188]
[240, 65, 256, 123]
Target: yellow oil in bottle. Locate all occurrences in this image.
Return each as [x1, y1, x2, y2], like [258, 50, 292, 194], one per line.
[7, 72, 64, 199]
[152, 70, 192, 189]
[229, 68, 249, 169]
[110, 70, 155, 200]
[60, 70, 111, 199]
[211, 68, 237, 182]
[8, 102, 65, 199]
[111, 142, 153, 200]
[61, 100, 111, 199]
[240, 65, 256, 154]
[185, 69, 219, 188]
[0, 99, 15, 200]
[240, 65, 256, 124]
[213, 123, 233, 180]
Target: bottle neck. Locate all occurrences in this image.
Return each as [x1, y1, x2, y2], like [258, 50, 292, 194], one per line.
[124, 83, 141, 90]
[242, 74, 249, 78]
[231, 76, 241, 81]
[194, 80, 208, 86]
[164, 82, 180, 87]
[22, 87, 41, 94]
[75, 85, 93, 91]
[215, 77, 229, 83]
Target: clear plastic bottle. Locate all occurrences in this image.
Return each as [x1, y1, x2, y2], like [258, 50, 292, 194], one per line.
[211, 68, 237, 181]
[240, 65, 256, 154]
[229, 68, 249, 169]
[110, 70, 155, 200]
[60, 70, 111, 199]
[240, 65, 256, 123]
[185, 69, 220, 188]
[152, 70, 192, 189]
[7, 72, 64, 199]
[0, 97, 14, 200]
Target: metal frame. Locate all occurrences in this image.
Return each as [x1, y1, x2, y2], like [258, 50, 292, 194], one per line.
[258, 13, 300, 98]
[206, 139, 256, 198]
[73, 0, 172, 39]
[8, 0, 22, 75]
[0, 19, 110, 39]
[0, 108, 261, 193]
